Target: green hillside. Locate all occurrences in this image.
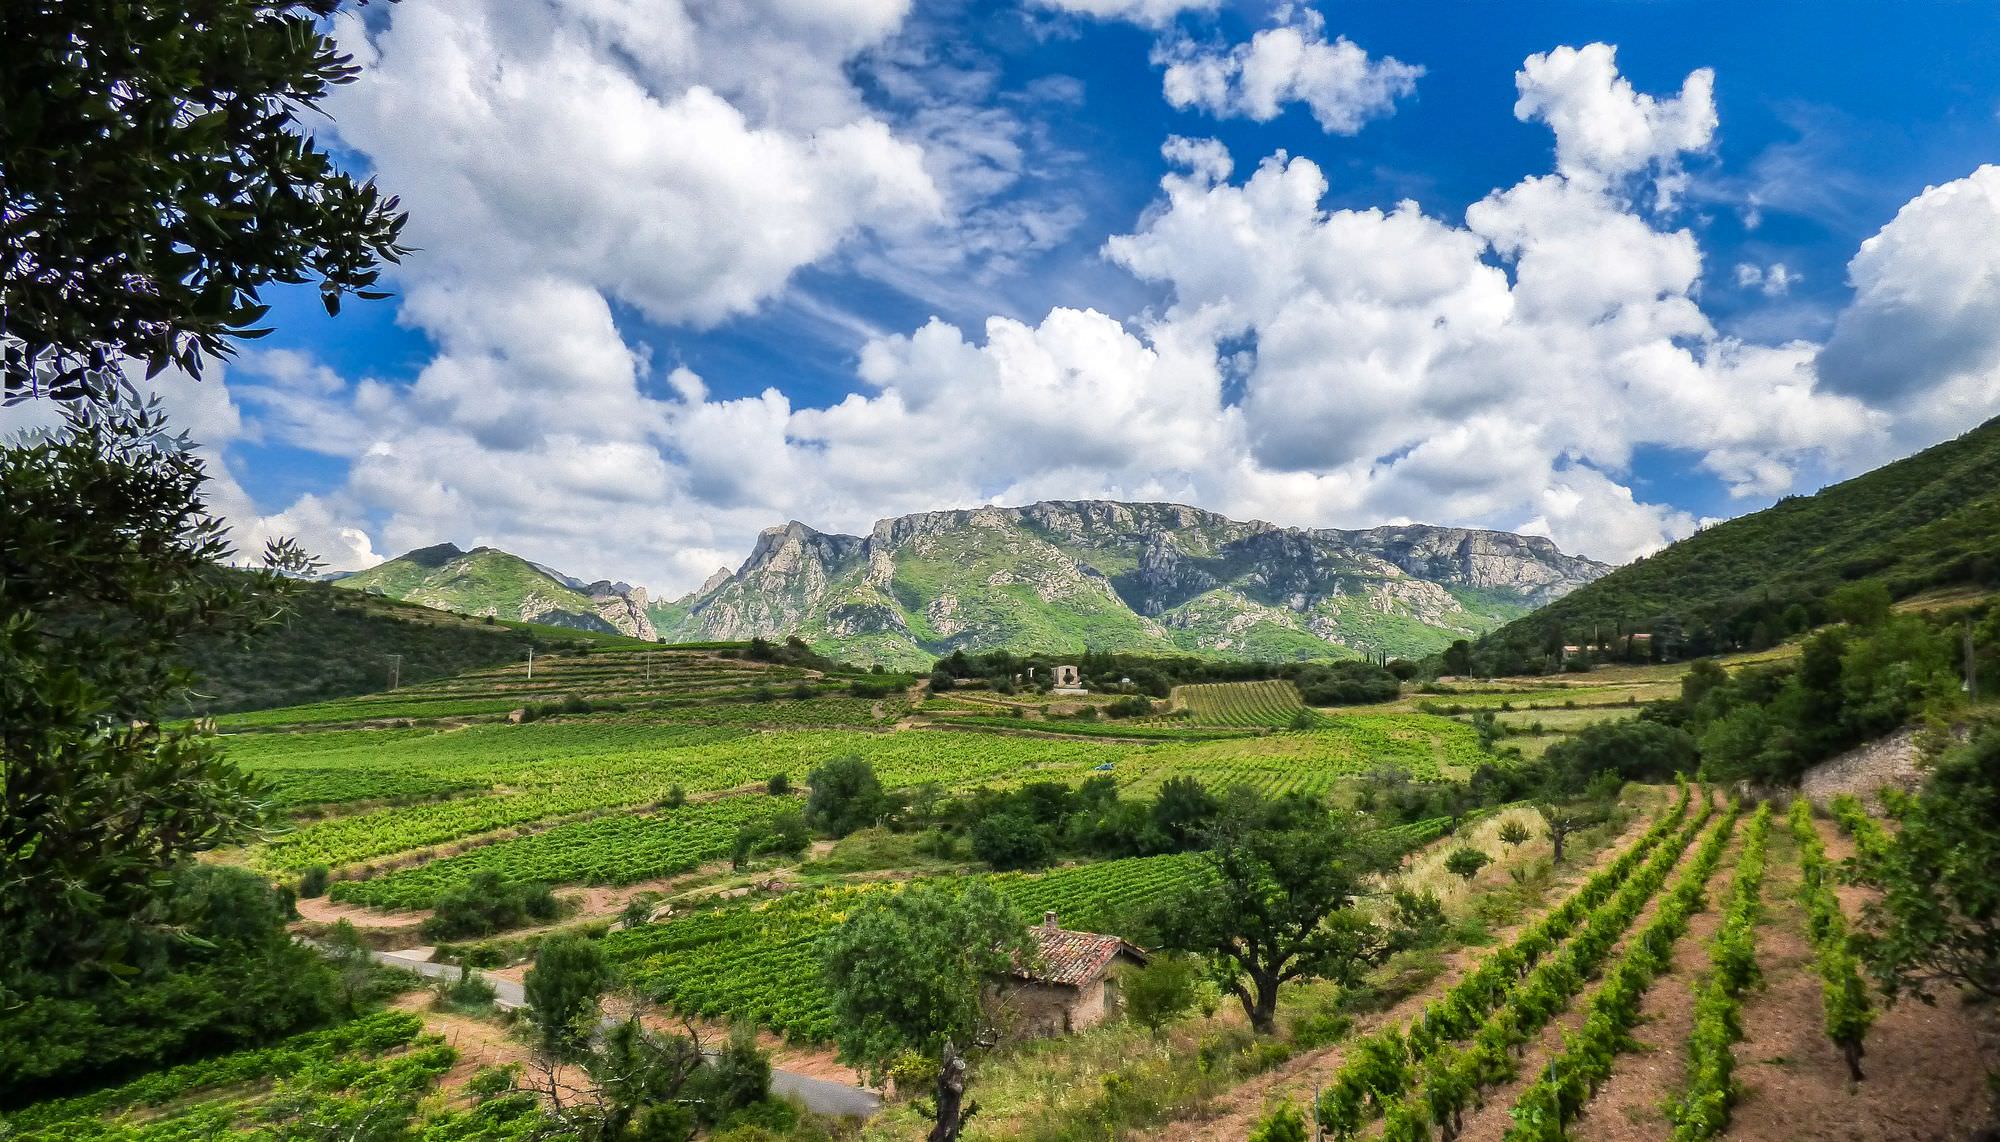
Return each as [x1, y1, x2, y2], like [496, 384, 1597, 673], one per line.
[1477, 416, 2000, 668]
[336, 543, 646, 637]
[174, 579, 648, 716]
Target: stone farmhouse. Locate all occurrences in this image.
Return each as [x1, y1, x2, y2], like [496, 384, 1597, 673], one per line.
[1001, 911, 1149, 1036]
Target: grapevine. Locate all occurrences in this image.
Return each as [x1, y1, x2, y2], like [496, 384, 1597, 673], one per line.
[1791, 797, 1875, 1081]
[1668, 800, 1773, 1140]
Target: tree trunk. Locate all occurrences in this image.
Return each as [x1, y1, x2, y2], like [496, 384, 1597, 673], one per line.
[1550, 827, 1568, 865]
[1842, 1039, 1865, 1082]
[929, 1040, 972, 1142]
[1247, 977, 1279, 1035]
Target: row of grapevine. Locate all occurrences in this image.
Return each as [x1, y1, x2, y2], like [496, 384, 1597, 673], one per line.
[328, 796, 793, 909]
[1314, 781, 1702, 1137]
[1828, 793, 1892, 859]
[1501, 801, 1743, 1140]
[1790, 798, 1875, 1080]
[1174, 680, 1318, 727]
[1, 1012, 434, 1139]
[1669, 801, 1774, 1139]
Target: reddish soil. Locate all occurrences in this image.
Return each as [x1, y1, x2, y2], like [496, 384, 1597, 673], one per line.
[1722, 820, 1997, 1141]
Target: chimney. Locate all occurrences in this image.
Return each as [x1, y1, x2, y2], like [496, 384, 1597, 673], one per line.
[1043, 910, 1058, 931]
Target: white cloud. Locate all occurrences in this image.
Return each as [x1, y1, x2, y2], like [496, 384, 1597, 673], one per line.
[1816, 165, 2000, 442]
[1031, 0, 1218, 27]
[1157, 8, 1421, 134]
[1513, 43, 1715, 207]
[1734, 261, 1798, 296]
[208, 39, 2000, 590]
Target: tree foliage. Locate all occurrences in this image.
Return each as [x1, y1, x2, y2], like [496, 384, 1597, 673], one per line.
[1149, 795, 1395, 1033]
[524, 934, 613, 1065]
[1850, 729, 2000, 1004]
[0, 402, 314, 999]
[1, 0, 407, 402]
[820, 882, 1031, 1077]
[805, 755, 891, 838]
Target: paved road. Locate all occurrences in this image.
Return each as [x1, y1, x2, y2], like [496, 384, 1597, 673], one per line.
[364, 949, 881, 1118]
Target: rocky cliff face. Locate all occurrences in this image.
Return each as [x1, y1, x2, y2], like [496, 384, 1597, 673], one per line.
[651, 500, 1609, 667]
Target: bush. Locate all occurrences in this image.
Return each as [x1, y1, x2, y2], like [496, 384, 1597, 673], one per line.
[970, 812, 1052, 871]
[1123, 954, 1203, 1033]
[1444, 847, 1491, 882]
[1105, 695, 1155, 718]
[438, 971, 498, 1012]
[660, 785, 687, 810]
[766, 773, 791, 796]
[804, 755, 890, 838]
[421, 872, 560, 942]
[1249, 1102, 1310, 1142]
[298, 865, 330, 899]
[1498, 820, 1532, 847]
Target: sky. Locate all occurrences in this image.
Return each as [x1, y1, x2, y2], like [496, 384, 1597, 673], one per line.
[98, 1, 2000, 595]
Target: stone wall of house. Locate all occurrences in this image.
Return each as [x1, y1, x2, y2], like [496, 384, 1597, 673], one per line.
[1002, 978, 1115, 1036]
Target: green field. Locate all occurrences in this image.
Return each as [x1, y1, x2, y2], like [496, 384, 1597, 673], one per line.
[1173, 679, 1321, 727]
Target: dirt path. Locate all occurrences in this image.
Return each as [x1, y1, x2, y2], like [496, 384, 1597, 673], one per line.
[1567, 825, 1745, 1142]
[1148, 793, 1671, 1141]
[1722, 817, 1995, 1140]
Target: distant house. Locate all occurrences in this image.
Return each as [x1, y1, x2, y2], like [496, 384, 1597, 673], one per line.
[1000, 912, 1149, 1036]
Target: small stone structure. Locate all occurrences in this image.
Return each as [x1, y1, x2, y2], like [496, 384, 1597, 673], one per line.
[1051, 664, 1081, 688]
[998, 912, 1148, 1037]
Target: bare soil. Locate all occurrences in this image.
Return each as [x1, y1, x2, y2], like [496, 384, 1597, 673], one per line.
[1722, 820, 1997, 1141]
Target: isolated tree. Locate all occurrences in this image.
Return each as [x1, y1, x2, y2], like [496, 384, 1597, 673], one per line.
[1828, 580, 1893, 628]
[1122, 954, 1204, 1035]
[821, 882, 1031, 1142]
[1851, 730, 2000, 1004]
[2, 1, 407, 403]
[1444, 847, 1491, 882]
[1536, 801, 1603, 865]
[1150, 802, 1394, 1034]
[524, 934, 613, 1065]
[806, 755, 890, 837]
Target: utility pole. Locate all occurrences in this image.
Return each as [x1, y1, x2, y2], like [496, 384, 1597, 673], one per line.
[527, 645, 535, 681]
[386, 654, 401, 691]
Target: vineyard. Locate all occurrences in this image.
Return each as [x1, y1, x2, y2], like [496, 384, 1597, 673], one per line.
[328, 796, 796, 910]
[0, 1012, 463, 1141]
[1173, 680, 1321, 727]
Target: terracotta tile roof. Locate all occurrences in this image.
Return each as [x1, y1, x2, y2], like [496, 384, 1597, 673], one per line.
[1011, 915, 1148, 988]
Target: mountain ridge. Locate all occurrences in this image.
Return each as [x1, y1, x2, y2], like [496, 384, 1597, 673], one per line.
[652, 499, 1607, 667]
[336, 545, 658, 641]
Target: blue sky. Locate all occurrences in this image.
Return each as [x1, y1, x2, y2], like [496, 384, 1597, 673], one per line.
[179, 0, 2000, 592]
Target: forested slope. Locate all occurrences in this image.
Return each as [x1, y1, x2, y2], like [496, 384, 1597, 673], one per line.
[1478, 415, 2000, 666]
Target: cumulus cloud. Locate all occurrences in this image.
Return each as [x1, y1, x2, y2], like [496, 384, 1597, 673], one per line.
[1157, 8, 1422, 134]
[212, 37, 1996, 588]
[1816, 165, 2000, 441]
[1513, 43, 1715, 207]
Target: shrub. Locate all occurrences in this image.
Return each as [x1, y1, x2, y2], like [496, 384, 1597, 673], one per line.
[1498, 820, 1532, 847]
[1249, 1102, 1310, 1142]
[970, 812, 1052, 871]
[766, 773, 791, 796]
[421, 872, 560, 941]
[1123, 954, 1203, 1034]
[298, 865, 330, 899]
[1444, 847, 1491, 882]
